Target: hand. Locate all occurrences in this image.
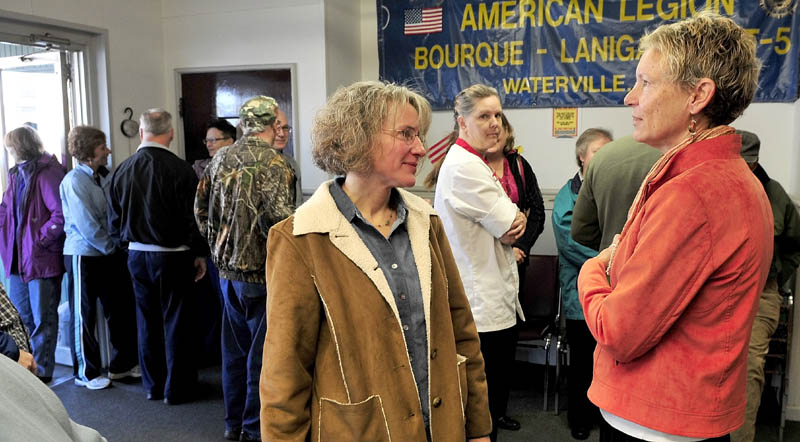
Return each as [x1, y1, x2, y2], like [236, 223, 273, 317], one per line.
[500, 211, 526, 245]
[595, 234, 621, 269]
[469, 437, 491, 442]
[193, 257, 207, 282]
[513, 247, 526, 263]
[18, 350, 37, 374]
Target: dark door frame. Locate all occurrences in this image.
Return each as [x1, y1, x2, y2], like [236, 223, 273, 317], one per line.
[173, 63, 298, 161]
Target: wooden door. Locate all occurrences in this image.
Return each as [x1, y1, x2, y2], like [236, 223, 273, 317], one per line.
[180, 69, 293, 164]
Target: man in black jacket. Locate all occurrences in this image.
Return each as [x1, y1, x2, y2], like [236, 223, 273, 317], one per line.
[108, 108, 209, 404]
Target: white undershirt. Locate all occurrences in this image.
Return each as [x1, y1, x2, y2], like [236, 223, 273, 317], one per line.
[601, 409, 703, 442]
[128, 242, 189, 252]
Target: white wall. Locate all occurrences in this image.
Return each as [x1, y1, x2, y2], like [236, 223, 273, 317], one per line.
[0, 0, 165, 162]
[161, 0, 330, 194]
[324, 0, 361, 96]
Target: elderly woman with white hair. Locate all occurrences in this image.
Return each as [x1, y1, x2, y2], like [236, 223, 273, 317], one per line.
[260, 81, 491, 442]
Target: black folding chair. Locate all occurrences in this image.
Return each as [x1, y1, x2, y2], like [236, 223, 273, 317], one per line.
[516, 254, 563, 412]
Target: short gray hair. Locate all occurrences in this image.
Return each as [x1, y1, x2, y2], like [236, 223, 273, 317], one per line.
[575, 128, 612, 168]
[139, 108, 172, 135]
[639, 12, 760, 126]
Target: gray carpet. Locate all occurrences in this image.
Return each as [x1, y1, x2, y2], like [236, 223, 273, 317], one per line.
[51, 362, 799, 442]
[52, 366, 224, 442]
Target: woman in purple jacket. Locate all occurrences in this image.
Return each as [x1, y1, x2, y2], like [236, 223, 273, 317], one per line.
[0, 125, 66, 382]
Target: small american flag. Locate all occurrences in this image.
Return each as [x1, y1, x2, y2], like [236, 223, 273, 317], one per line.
[404, 7, 443, 35]
[427, 134, 451, 163]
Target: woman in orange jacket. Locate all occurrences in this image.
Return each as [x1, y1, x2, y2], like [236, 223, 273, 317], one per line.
[578, 13, 773, 441]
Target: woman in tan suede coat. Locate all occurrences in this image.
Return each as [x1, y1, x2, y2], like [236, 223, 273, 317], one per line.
[260, 81, 492, 442]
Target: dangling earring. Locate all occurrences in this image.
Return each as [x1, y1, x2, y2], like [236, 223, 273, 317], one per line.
[688, 117, 697, 135]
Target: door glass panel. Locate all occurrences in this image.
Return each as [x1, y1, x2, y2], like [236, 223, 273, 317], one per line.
[0, 50, 68, 167]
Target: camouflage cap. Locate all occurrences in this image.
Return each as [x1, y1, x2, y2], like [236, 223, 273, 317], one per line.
[239, 96, 278, 135]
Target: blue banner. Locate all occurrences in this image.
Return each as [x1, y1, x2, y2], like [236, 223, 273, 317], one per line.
[377, 0, 800, 109]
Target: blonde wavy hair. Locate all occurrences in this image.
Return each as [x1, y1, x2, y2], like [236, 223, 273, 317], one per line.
[312, 81, 432, 176]
[640, 11, 760, 126]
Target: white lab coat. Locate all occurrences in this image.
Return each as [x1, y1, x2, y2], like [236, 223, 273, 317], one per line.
[434, 144, 523, 332]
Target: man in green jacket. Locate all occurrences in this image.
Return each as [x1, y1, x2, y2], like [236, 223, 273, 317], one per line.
[732, 131, 800, 442]
[570, 136, 661, 251]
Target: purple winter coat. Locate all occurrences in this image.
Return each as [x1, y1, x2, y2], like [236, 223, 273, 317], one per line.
[0, 153, 66, 282]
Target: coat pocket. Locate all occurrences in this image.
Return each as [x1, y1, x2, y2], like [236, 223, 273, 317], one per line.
[456, 353, 468, 419]
[318, 395, 390, 442]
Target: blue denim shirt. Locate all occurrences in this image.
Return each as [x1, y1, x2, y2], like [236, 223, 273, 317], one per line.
[329, 178, 430, 428]
[60, 163, 116, 256]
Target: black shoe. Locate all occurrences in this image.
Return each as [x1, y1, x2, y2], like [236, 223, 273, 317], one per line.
[497, 416, 521, 431]
[37, 375, 53, 384]
[163, 396, 186, 406]
[570, 425, 591, 440]
[223, 428, 241, 441]
[164, 382, 210, 405]
[239, 432, 260, 442]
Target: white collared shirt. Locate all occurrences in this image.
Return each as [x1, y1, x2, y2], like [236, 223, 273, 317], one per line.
[434, 144, 522, 332]
[136, 140, 171, 152]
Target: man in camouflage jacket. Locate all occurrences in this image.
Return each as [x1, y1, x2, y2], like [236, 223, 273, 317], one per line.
[194, 95, 295, 442]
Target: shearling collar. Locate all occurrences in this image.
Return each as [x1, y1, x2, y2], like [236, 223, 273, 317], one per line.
[292, 180, 435, 338]
[294, 180, 435, 236]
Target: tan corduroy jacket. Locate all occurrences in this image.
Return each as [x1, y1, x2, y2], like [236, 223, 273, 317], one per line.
[260, 181, 491, 442]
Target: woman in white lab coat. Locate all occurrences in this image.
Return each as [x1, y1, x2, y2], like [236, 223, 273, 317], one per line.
[433, 84, 526, 442]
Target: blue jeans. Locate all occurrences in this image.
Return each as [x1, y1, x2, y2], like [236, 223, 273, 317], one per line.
[7, 274, 61, 378]
[220, 278, 266, 438]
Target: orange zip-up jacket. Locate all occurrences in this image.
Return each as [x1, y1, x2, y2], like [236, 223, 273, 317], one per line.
[578, 134, 773, 438]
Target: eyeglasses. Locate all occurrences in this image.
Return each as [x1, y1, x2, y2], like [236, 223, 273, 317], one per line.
[204, 137, 231, 144]
[275, 125, 292, 135]
[383, 127, 422, 145]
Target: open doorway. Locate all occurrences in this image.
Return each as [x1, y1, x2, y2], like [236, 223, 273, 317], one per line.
[176, 67, 295, 367]
[0, 36, 93, 368]
[178, 67, 295, 164]
[0, 41, 89, 193]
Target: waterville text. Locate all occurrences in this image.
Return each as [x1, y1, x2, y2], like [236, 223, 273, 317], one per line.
[502, 74, 627, 94]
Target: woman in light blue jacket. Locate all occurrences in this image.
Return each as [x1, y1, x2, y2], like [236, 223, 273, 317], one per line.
[552, 128, 610, 440]
[60, 126, 139, 390]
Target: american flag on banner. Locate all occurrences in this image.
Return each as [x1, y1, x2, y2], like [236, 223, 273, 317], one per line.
[427, 134, 451, 164]
[404, 7, 443, 35]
